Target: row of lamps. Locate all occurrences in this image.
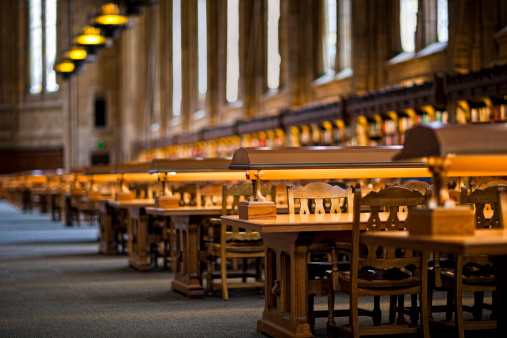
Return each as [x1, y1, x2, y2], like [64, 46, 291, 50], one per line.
[54, 1, 156, 79]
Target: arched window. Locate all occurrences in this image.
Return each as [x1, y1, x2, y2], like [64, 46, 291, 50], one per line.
[339, 0, 351, 71]
[195, 0, 207, 119]
[323, 0, 337, 74]
[400, 0, 418, 52]
[29, 0, 57, 94]
[197, 0, 207, 109]
[45, 0, 58, 92]
[172, 0, 182, 120]
[437, 0, 448, 43]
[267, 0, 280, 90]
[226, 0, 240, 103]
[29, 0, 43, 94]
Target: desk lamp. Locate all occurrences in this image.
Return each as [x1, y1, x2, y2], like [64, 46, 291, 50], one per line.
[229, 146, 431, 220]
[149, 158, 246, 208]
[394, 123, 507, 236]
[112, 161, 156, 201]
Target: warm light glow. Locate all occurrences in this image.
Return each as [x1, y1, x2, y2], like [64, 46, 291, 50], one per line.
[73, 26, 107, 45]
[166, 171, 246, 182]
[54, 60, 75, 73]
[94, 14, 128, 26]
[66, 47, 87, 60]
[246, 168, 431, 181]
[122, 173, 158, 182]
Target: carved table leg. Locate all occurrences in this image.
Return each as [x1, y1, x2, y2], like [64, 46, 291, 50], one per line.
[171, 215, 205, 298]
[128, 206, 151, 271]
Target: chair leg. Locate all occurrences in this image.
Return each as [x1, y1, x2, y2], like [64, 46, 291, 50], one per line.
[308, 294, 316, 330]
[350, 293, 360, 338]
[410, 294, 418, 325]
[327, 285, 336, 328]
[373, 296, 381, 326]
[472, 291, 484, 320]
[491, 290, 497, 320]
[389, 295, 397, 324]
[206, 258, 214, 296]
[446, 289, 454, 321]
[221, 255, 229, 301]
[242, 258, 248, 282]
[454, 256, 465, 338]
[427, 286, 434, 319]
[420, 290, 430, 338]
[396, 295, 406, 324]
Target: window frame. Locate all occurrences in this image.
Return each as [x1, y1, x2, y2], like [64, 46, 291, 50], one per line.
[27, 0, 58, 97]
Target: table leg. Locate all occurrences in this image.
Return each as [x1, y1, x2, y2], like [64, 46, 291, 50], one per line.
[258, 232, 315, 338]
[128, 207, 151, 271]
[491, 256, 507, 338]
[171, 215, 205, 298]
[99, 202, 116, 255]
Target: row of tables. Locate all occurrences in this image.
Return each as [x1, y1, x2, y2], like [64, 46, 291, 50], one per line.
[3, 123, 507, 338]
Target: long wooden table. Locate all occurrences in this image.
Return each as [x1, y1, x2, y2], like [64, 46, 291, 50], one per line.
[145, 206, 224, 297]
[361, 229, 507, 338]
[98, 199, 155, 260]
[221, 213, 404, 338]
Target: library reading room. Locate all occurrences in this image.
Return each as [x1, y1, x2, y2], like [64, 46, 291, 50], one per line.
[2, 1, 507, 337]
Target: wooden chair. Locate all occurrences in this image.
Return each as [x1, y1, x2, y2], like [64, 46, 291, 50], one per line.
[433, 184, 505, 338]
[287, 182, 353, 330]
[327, 186, 429, 338]
[206, 181, 275, 300]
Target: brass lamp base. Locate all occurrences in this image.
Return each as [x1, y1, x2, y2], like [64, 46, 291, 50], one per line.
[115, 191, 134, 201]
[408, 206, 475, 236]
[87, 191, 101, 199]
[155, 195, 180, 208]
[238, 200, 276, 220]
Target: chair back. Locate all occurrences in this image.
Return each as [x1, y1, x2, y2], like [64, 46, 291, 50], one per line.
[287, 182, 352, 215]
[199, 183, 223, 208]
[461, 184, 507, 229]
[173, 183, 197, 206]
[351, 186, 426, 282]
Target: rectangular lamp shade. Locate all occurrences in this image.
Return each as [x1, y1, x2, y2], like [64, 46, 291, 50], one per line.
[112, 161, 157, 182]
[229, 146, 431, 180]
[82, 165, 117, 182]
[150, 158, 246, 181]
[394, 124, 507, 176]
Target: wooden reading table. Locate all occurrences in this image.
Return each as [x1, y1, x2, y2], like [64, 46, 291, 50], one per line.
[361, 229, 507, 337]
[145, 206, 224, 297]
[98, 199, 155, 263]
[221, 212, 405, 338]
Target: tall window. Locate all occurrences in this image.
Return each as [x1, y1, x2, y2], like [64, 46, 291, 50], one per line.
[400, 0, 418, 52]
[323, 0, 337, 74]
[45, 0, 58, 92]
[338, 0, 351, 70]
[267, 0, 280, 90]
[226, 0, 239, 103]
[29, 0, 57, 94]
[437, 0, 448, 43]
[172, 0, 182, 120]
[197, 0, 207, 112]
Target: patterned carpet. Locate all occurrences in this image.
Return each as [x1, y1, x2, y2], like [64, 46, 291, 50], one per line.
[0, 201, 495, 337]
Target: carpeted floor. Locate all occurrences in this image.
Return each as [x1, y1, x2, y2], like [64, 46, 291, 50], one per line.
[0, 201, 496, 337]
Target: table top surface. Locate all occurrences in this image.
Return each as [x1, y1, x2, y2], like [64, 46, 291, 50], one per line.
[361, 229, 507, 256]
[145, 206, 224, 216]
[108, 199, 155, 208]
[221, 212, 406, 233]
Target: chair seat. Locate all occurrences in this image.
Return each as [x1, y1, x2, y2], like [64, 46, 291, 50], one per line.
[441, 269, 496, 285]
[338, 271, 420, 289]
